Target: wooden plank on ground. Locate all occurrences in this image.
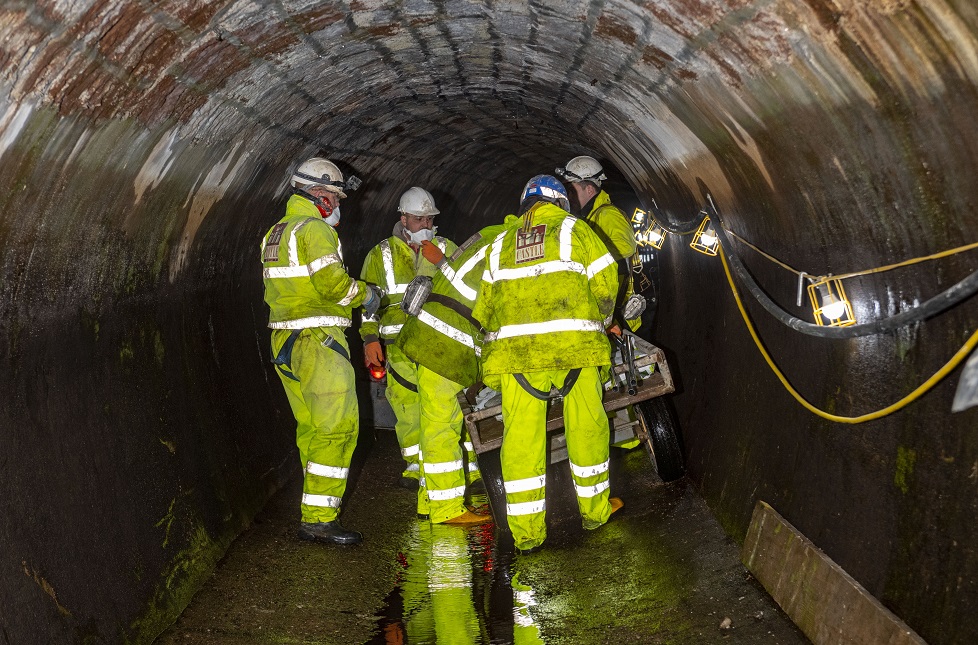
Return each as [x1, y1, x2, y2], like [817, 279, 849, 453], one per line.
[742, 500, 927, 645]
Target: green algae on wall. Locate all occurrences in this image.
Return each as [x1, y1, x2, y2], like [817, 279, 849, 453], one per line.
[894, 446, 917, 495]
[126, 524, 234, 645]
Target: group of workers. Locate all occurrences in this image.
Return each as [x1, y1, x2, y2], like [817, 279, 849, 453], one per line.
[260, 155, 646, 554]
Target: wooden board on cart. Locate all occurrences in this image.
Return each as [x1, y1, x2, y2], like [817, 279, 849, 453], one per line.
[460, 341, 675, 455]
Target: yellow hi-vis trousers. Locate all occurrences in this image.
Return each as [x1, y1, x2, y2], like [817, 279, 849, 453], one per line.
[417, 366, 470, 522]
[500, 367, 612, 550]
[386, 343, 421, 480]
[272, 327, 359, 524]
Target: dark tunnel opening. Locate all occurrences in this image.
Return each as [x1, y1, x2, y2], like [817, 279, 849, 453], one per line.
[3, 1, 978, 643]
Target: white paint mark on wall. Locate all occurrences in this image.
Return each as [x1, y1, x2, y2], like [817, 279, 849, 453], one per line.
[0, 99, 35, 161]
[721, 113, 776, 192]
[134, 128, 181, 206]
[618, 100, 733, 202]
[169, 142, 250, 282]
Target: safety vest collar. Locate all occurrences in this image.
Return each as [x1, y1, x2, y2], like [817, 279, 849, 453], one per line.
[585, 190, 614, 220]
[286, 193, 323, 219]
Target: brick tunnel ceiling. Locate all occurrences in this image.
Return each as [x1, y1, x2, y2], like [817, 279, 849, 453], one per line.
[3, 0, 849, 227]
[4, 0, 976, 301]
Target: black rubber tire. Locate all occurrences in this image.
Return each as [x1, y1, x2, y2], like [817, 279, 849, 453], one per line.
[638, 397, 685, 482]
[475, 449, 509, 532]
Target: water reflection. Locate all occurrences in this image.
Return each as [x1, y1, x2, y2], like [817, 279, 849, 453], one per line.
[368, 513, 545, 644]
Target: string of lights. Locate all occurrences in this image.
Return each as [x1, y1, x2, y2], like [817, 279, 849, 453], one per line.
[629, 195, 978, 422]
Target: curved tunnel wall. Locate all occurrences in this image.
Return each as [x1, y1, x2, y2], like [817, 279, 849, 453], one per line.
[1, 0, 977, 642]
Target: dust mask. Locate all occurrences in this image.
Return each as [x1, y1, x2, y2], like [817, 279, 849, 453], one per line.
[406, 226, 435, 244]
[324, 204, 341, 227]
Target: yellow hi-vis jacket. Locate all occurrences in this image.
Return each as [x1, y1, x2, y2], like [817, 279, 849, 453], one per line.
[260, 194, 370, 329]
[584, 190, 637, 261]
[472, 202, 619, 390]
[360, 233, 457, 344]
[396, 218, 518, 387]
[583, 190, 641, 330]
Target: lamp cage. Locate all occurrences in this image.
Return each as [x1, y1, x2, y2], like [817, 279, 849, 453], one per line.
[689, 214, 720, 256]
[807, 277, 856, 327]
[646, 220, 667, 249]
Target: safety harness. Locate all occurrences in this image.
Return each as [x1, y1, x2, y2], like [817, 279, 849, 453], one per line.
[387, 364, 418, 393]
[425, 293, 481, 329]
[513, 368, 582, 401]
[272, 329, 350, 381]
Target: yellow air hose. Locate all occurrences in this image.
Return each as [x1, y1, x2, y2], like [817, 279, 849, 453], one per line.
[718, 248, 978, 423]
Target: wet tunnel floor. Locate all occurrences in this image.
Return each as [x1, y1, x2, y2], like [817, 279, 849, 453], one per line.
[156, 430, 809, 644]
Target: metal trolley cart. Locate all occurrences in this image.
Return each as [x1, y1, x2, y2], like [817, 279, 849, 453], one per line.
[460, 331, 684, 527]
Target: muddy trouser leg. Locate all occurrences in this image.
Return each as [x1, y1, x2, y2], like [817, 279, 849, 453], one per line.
[418, 366, 468, 522]
[562, 366, 613, 529]
[385, 343, 421, 480]
[499, 372, 550, 551]
[271, 327, 359, 524]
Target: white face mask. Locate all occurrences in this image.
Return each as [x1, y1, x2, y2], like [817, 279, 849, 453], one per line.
[324, 204, 340, 227]
[406, 226, 435, 244]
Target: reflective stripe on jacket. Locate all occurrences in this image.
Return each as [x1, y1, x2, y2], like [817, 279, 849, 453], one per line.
[472, 202, 618, 388]
[261, 194, 368, 329]
[360, 234, 457, 342]
[396, 219, 517, 387]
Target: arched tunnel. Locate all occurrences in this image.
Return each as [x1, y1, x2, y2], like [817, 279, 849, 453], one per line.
[3, 0, 978, 642]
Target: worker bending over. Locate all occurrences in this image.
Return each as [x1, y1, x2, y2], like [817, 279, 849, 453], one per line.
[360, 188, 457, 489]
[397, 218, 519, 524]
[472, 175, 624, 554]
[260, 157, 382, 546]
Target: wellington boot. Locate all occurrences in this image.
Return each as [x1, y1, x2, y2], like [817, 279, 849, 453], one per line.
[441, 510, 492, 526]
[297, 520, 363, 545]
[466, 478, 487, 495]
[584, 497, 625, 531]
[399, 476, 420, 491]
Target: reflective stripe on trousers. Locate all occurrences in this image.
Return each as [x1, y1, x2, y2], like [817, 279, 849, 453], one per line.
[417, 365, 471, 522]
[271, 327, 359, 524]
[499, 367, 611, 549]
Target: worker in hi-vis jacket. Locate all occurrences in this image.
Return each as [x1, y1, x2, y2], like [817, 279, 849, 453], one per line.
[359, 187, 457, 489]
[396, 217, 520, 524]
[556, 155, 643, 333]
[260, 157, 382, 546]
[471, 175, 624, 553]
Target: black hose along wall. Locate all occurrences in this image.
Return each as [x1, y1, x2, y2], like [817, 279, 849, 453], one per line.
[2, 0, 978, 642]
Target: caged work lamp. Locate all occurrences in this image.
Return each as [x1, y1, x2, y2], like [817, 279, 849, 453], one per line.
[807, 277, 856, 327]
[632, 208, 668, 250]
[689, 214, 720, 256]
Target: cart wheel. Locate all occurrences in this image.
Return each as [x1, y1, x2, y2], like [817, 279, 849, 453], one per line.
[637, 398, 685, 482]
[475, 449, 509, 532]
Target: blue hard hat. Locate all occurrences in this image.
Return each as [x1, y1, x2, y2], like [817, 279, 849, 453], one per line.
[520, 174, 570, 211]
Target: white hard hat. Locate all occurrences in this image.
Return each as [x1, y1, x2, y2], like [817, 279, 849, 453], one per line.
[556, 155, 607, 186]
[398, 187, 440, 217]
[291, 157, 347, 198]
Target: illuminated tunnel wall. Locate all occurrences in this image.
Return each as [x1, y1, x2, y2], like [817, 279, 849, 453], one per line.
[2, 0, 977, 642]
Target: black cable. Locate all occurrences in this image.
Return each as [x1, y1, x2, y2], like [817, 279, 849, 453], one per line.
[709, 203, 978, 339]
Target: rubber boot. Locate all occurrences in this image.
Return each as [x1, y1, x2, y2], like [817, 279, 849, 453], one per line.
[297, 521, 363, 545]
[441, 510, 492, 526]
